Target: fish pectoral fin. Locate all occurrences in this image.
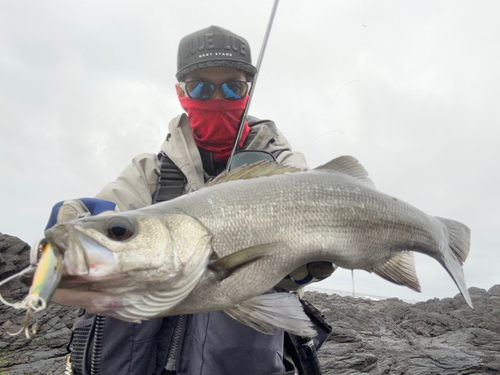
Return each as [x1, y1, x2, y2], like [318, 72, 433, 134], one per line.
[224, 293, 317, 337]
[372, 251, 421, 292]
[313, 156, 375, 188]
[208, 243, 284, 282]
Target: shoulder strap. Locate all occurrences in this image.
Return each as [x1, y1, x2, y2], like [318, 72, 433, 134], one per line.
[153, 152, 187, 203]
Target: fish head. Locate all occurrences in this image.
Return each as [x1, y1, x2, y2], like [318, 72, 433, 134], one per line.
[45, 210, 213, 293]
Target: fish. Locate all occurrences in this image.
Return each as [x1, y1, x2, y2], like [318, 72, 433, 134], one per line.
[4, 156, 472, 337]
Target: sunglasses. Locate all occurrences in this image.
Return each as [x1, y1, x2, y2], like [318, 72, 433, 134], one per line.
[179, 80, 252, 101]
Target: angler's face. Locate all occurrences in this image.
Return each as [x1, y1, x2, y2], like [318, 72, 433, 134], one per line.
[176, 67, 247, 100]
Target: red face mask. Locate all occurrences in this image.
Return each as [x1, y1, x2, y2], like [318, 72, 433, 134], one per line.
[179, 96, 250, 164]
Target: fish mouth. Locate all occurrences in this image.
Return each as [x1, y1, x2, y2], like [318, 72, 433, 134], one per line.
[45, 224, 120, 281]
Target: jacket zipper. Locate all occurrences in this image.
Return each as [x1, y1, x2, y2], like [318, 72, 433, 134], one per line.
[165, 315, 187, 371]
[90, 315, 106, 375]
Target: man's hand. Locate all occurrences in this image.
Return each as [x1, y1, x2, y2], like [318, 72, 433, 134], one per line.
[277, 262, 337, 292]
[45, 198, 118, 230]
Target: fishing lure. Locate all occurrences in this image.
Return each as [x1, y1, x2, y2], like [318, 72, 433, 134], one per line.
[0, 241, 63, 338]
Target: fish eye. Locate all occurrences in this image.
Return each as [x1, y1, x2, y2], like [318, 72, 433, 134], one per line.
[105, 217, 136, 241]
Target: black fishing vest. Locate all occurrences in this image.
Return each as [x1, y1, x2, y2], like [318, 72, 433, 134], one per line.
[152, 153, 187, 203]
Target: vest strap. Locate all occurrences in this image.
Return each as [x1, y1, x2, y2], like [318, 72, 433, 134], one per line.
[155, 153, 186, 203]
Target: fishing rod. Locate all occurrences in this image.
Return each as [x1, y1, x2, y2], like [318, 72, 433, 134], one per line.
[226, 0, 280, 171]
[224, 5, 326, 373]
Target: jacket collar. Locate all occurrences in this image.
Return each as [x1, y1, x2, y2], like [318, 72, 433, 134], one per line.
[160, 113, 278, 192]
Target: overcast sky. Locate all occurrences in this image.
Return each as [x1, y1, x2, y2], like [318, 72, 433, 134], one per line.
[1, 0, 499, 304]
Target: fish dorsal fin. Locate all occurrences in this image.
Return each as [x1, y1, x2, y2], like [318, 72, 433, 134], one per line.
[372, 251, 421, 292]
[207, 161, 302, 187]
[314, 156, 375, 188]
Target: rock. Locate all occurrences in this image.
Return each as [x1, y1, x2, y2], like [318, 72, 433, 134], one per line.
[1, 232, 500, 374]
[304, 289, 500, 375]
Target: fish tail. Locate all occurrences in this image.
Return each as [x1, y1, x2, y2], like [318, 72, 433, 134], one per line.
[435, 217, 472, 308]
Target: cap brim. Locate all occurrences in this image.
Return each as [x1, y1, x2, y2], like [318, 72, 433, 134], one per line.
[176, 60, 257, 80]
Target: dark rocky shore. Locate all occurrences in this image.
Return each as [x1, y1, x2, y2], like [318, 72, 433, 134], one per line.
[308, 288, 500, 374]
[1, 233, 499, 374]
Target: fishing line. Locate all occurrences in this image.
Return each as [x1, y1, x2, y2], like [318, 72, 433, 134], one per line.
[331, 79, 360, 112]
[306, 130, 344, 164]
[305, 79, 358, 162]
[351, 270, 356, 297]
[0, 266, 37, 310]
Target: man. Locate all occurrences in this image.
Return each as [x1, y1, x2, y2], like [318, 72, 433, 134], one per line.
[49, 26, 331, 375]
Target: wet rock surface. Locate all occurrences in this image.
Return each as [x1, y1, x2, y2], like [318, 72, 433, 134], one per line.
[1, 233, 499, 374]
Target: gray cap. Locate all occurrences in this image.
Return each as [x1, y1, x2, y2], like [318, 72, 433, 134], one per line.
[176, 25, 257, 80]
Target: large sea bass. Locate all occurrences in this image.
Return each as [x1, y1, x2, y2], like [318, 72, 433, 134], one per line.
[10, 156, 472, 337]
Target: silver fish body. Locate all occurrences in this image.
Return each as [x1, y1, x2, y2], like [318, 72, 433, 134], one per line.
[45, 156, 471, 335]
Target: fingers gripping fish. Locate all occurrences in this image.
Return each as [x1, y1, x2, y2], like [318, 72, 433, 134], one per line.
[1, 156, 472, 338]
